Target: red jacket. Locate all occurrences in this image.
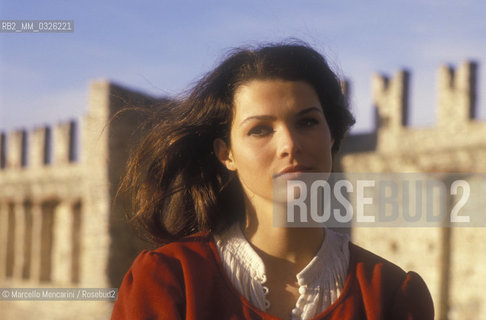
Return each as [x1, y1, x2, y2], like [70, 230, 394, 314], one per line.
[111, 232, 434, 319]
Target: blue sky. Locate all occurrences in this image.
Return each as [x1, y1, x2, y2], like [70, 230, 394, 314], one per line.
[1, 0, 485, 132]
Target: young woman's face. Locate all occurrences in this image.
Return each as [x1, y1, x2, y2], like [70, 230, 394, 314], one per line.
[215, 79, 334, 202]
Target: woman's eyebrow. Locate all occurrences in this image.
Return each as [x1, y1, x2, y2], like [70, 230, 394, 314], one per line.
[296, 106, 323, 116]
[239, 106, 323, 126]
[239, 115, 276, 126]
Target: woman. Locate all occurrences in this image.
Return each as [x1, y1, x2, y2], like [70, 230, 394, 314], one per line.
[111, 42, 434, 319]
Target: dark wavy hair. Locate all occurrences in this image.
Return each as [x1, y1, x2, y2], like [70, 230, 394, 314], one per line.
[121, 42, 355, 244]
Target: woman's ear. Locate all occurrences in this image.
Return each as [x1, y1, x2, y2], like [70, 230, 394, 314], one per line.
[213, 138, 236, 171]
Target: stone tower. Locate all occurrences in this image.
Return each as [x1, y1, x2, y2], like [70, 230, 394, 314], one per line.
[0, 80, 160, 319]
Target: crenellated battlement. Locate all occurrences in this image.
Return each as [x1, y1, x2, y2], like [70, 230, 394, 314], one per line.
[343, 60, 485, 156]
[372, 69, 410, 129]
[437, 61, 478, 126]
[0, 121, 77, 171]
[373, 61, 479, 131]
[0, 80, 162, 176]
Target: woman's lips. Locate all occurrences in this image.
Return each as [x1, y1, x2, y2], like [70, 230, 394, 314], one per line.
[275, 165, 312, 179]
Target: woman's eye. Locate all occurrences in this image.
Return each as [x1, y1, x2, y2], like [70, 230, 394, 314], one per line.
[248, 125, 273, 137]
[297, 118, 319, 128]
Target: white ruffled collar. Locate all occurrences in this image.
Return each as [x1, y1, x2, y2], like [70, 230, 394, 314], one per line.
[214, 225, 350, 320]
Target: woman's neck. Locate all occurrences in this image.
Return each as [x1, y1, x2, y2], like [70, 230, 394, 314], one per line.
[242, 196, 325, 268]
[239, 195, 326, 319]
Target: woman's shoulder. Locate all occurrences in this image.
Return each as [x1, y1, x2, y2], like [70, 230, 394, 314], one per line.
[133, 231, 216, 268]
[112, 231, 222, 319]
[344, 242, 434, 319]
[347, 242, 426, 291]
[348, 242, 404, 272]
[151, 231, 214, 254]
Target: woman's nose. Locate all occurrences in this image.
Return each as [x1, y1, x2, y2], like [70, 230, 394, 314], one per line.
[277, 127, 301, 158]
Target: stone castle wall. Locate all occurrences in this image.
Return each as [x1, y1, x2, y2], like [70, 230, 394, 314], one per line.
[338, 61, 486, 320]
[0, 81, 158, 319]
[1, 61, 484, 319]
